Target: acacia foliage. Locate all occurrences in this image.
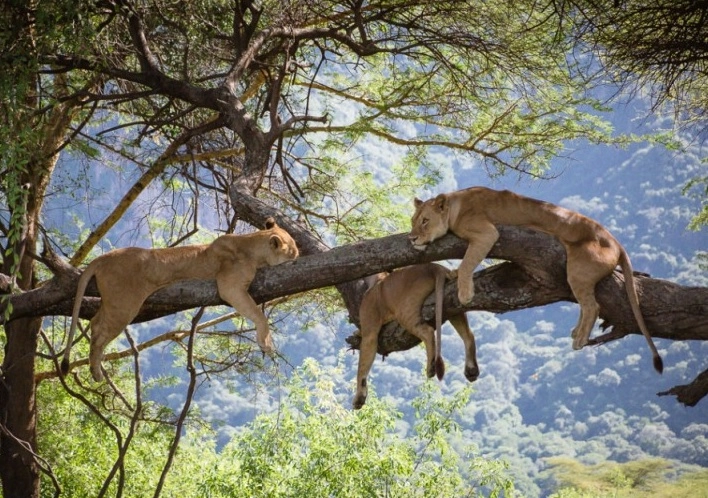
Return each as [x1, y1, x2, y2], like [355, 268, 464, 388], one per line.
[561, 0, 708, 120]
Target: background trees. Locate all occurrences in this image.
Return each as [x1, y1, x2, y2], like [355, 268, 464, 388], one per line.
[546, 457, 708, 497]
[0, 1, 705, 496]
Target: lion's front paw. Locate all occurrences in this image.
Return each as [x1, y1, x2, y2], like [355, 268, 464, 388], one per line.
[90, 363, 104, 382]
[457, 286, 475, 305]
[256, 326, 275, 354]
[352, 393, 367, 410]
[572, 337, 587, 350]
[258, 338, 274, 355]
[571, 328, 588, 350]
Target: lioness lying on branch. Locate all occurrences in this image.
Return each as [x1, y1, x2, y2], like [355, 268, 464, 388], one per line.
[409, 186, 663, 373]
[62, 217, 299, 381]
[353, 263, 480, 409]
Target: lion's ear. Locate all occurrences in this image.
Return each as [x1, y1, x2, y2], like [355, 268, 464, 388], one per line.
[264, 217, 276, 229]
[414, 198, 423, 208]
[433, 194, 448, 211]
[270, 235, 282, 250]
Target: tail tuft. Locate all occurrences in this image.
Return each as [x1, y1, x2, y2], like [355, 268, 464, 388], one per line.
[435, 356, 445, 381]
[60, 358, 70, 376]
[654, 355, 664, 374]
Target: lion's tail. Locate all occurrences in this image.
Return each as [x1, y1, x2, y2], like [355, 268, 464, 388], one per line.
[619, 248, 663, 373]
[434, 267, 446, 380]
[61, 263, 96, 375]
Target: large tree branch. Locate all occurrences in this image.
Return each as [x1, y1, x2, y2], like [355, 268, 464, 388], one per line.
[227, 183, 367, 318]
[2, 184, 708, 405]
[8, 227, 707, 343]
[3, 219, 706, 406]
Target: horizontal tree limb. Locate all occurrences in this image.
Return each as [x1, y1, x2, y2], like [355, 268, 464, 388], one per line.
[3, 224, 707, 406]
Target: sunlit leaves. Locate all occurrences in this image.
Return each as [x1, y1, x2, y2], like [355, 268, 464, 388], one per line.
[289, 139, 438, 243]
[195, 358, 515, 497]
[683, 175, 708, 231]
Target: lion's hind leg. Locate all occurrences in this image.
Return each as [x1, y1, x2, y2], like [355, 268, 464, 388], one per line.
[353, 313, 382, 410]
[567, 278, 601, 350]
[400, 318, 439, 380]
[566, 246, 614, 350]
[88, 305, 139, 381]
[448, 313, 480, 382]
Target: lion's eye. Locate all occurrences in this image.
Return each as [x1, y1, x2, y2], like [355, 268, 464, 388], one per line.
[422, 218, 428, 226]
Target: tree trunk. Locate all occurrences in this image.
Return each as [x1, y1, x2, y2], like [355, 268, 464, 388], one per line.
[0, 217, 41, 497]
[0, 318, 41, 498]
[0, 74, 74, 495]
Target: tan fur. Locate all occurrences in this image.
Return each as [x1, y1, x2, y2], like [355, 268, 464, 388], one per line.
[62, 218, 299, 381]
[353, 263, 480, 409]
[409, 187, 663, 373]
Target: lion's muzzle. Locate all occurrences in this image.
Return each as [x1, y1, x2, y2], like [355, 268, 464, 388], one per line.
[408, 234, 429, 251]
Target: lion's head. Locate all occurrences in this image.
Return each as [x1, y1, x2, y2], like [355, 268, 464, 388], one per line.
[409, 194, 450, 250]
[263, 217, 299, 265]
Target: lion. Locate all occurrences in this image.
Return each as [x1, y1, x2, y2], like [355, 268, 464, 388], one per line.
[409, 186, 663, 373]
[353, 263, 480, 409]
[62, 217, 299, 381]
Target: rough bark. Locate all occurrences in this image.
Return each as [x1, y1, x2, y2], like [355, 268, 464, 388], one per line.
[0, 65, 82, 497]
[0, 318, 41, 498]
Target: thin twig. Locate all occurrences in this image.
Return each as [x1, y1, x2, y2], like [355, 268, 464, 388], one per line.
[153, 307, 204, 498]
[99, 330, 143, 498]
